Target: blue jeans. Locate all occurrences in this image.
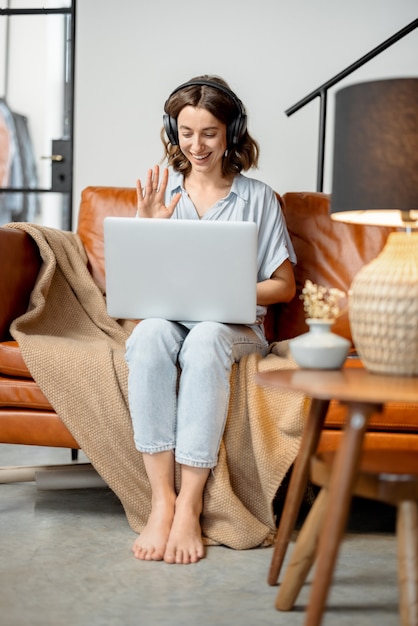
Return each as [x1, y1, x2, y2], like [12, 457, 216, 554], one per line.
[125, 319, 269, 468]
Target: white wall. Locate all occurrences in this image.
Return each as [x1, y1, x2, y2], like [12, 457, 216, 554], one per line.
[73, 0, 418, 227]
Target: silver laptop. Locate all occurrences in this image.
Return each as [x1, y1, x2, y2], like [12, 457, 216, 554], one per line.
[103, 217, 257, 324]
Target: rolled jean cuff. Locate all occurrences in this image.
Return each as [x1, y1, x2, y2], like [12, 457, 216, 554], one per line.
[135, 442, 175, 455]
[175, 453, 217, 469]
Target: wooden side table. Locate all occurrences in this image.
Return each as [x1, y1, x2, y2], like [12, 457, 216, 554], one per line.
[255, 367, 418, 626]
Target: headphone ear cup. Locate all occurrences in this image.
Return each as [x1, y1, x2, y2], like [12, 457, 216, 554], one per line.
[163, 113, 179, 145]
[227, 113, 247, 147]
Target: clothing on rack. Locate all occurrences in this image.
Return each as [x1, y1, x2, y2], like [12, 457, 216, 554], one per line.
[0, 104, 12, 184]
[0, 98, 40, 225]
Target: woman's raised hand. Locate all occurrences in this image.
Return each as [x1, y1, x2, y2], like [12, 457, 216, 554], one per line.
[136, 165, 181, 219]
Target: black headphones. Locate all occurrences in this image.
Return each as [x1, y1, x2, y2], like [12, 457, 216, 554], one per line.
[163, 79, 247, 148]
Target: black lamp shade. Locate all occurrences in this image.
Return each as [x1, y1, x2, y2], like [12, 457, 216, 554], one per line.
[330, 78, 418, 217]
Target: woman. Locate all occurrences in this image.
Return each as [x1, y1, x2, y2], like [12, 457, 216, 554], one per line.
[125, 75, 296, 565]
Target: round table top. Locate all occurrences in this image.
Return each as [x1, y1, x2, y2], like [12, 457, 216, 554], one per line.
[255, 368, 418, 404]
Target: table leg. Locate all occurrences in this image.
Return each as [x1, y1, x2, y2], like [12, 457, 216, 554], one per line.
[397, 500, 418, 626]
[276, 487, 329, 611]
[304, 401, 382, 626]
[268, 398, 330, 585]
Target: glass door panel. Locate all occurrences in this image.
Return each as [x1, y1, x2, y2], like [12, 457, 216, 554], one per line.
[0, 0, 74, 229]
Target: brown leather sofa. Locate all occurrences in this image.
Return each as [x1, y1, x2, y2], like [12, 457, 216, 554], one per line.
[0, 187, 417, 460]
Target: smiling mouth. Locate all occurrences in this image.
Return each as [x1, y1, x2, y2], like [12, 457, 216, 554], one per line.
[191, 153, 210, 160]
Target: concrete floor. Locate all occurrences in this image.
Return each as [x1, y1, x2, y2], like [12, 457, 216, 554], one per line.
[0, 444, 400, 626]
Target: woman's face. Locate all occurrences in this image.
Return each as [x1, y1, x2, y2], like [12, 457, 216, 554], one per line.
[177, 106, 227, 175]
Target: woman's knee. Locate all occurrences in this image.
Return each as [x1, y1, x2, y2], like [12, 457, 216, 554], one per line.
[181, 322, 232, 363]
[126, 318, 183, 362]
[185, 321, 227, 345]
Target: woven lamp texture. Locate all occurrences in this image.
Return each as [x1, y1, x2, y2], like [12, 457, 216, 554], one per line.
[349, 232, 418, 375]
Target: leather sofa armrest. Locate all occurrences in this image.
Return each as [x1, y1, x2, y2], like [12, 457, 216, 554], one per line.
[0, 227, 42, 341]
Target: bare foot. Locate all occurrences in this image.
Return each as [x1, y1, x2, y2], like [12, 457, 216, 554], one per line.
[163, 499, 205, 564]
[132, 497, 175, 561]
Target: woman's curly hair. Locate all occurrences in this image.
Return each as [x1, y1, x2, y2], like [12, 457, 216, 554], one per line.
[161, 75, 259, 177]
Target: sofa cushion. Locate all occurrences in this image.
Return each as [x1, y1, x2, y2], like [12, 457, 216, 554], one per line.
[325, 399, 418, 432]
[0, 409, 78, 447]
[0, 341, 31, 378]
[0, 227, 42, 341]
[77, 186, 137, 292]
[0, 374, 53, 410]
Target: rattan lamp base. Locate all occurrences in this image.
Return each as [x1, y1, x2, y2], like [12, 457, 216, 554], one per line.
[349, 232, 418, 376]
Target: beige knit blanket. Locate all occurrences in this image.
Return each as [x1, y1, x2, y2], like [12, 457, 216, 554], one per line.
[7, 223, 307, 549]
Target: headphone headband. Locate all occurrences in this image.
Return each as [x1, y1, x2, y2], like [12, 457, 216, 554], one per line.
[164, 79, 245, 116]
[163, 79, 247, 147]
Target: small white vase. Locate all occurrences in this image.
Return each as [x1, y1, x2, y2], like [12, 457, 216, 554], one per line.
[289, 318, 351, 370]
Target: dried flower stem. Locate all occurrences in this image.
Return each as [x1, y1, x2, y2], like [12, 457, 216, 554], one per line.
[300, 280, 346, 320]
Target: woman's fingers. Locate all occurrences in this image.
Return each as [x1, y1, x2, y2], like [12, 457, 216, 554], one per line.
[159, 167, 169, 194]
[142, 165, 163, 196]
[144, 168, 154, 196]
[136, 166, 174, 218]
[152, 164, 160, 191]
[136, 179, 144, 206]
[136, 178, 143, 195]
[168, 192, 181, 214]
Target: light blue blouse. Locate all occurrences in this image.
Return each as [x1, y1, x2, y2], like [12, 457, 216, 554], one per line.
[165, 171, 297, 324]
